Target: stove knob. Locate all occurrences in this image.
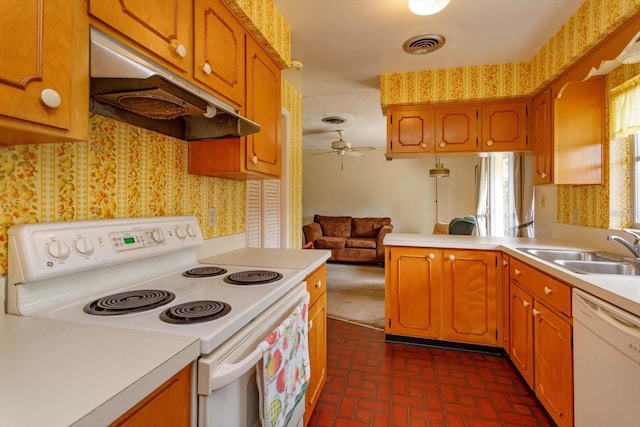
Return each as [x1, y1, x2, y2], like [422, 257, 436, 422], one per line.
[151, 228, 165, 243]
[74, 237, 94, 256]
[175, 226, 186, 240]
[47, 240, 70, 260]
[186, 224, 197, 238]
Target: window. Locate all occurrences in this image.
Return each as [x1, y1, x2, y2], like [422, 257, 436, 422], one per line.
[632, 133, 640, 229]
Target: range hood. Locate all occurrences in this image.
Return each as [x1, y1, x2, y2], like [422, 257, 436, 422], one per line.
[89, 27, 260, 140]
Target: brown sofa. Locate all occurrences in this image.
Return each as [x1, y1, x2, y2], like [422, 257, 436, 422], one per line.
[303, 215, 393, 265]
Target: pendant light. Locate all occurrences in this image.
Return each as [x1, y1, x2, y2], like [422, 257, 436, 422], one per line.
[429, 158, 450, 222]
[408, 0, 451, 16]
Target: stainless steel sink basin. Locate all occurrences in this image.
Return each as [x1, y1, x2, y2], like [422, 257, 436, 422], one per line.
[555, 260, 640, 276]
[516, 247, 622, 262]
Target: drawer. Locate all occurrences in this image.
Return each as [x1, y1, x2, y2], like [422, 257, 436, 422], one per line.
[306, 264, 326, 306]
[511, 259, 571, 316]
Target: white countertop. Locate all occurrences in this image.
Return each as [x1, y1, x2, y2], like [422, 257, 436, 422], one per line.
[0, 315, 199, 427]
[0, 247, 330, 427]
[385, 233, 640, 317]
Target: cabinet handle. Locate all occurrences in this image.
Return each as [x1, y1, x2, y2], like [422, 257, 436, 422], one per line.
[314, 280, 322, 289]
[503, 259, 508, 267]
[448, 255, 455, 261]
[541, 172, 548, 178]
[40, 89, 61, 108]
[171, 40, 187, 57]
[251, 155, 258, 164]
[523, 300, 530, 308]
[515, 268, 522, 276]
[439, 142, 446, 148]
[428, 253, 435, 260]
[544, 286, 552, 295]
[532, 308, 540, 316]
[308, 320, 313, 330]
[202, 62, 212, 75]
[420, 143, 427, 149]
[486, 139, 494, 147]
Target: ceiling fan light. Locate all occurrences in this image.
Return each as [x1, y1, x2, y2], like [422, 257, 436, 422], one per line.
[429, 162, 450, 177]
[408, 0, 451, 16]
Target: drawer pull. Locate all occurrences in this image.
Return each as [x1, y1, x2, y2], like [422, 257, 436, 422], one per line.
[541, 172, 548, 179]
[439, 142, 446, 148]
[503, 259, 508, 266]
[420, 143, 427, 149]
[202, 62, 212, 75]
[486, 139, 494, 147]
[544, 286, 552, 295]
[532, 308, 540, 316]
[515, 268, 522, 276]
[449, 255, 455, 261]
[428, 253, 435, 260]
[40, 88, 61, 108]
[308, 320, 313, 330]
[171, 40, 187, 57]
[315, 280, 322, 289]
[523, 300, 530, 308]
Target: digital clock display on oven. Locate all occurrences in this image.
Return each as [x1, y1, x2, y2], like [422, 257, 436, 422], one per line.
[123, 236, 136, 245]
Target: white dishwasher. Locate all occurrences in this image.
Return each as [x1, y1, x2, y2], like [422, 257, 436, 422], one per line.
[572, 289, 640, 427]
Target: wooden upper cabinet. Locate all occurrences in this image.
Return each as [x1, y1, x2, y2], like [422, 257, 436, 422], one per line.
[88, 0, 193, 74]
[435, 105, 479, 152]
[553, 76, 604, 185]
[387, 106, 435, 155]
[442, 250, 498, 345]
[245, 35, 281, 177]
[532, 89, 552, 185]
[0, 0, 88, 144]
[481, 100, 529, 151]
[194, 0, 245, 107]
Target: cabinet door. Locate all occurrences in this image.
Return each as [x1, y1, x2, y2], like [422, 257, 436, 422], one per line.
[246, 35, 281, 177]
[194, 0, 245, 107]
[386, 248, 441, 338]
[88, 0, 192, 73]
[442, 250, 498, 345]
[481, 101, 528, 151]
[553, 76, 603, 184]
[0, 0, 87, 144]
[110, 364, 192, 427]
[533, 302, 573, 427]
[387, 107, 435, 154]
[435, 105, 479, 152]
[509, 283, 534, 387]
[532, 89, 552, 185]
[305, 293, 327, 426]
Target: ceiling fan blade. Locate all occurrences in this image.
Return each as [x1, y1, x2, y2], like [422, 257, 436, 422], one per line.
[311, 151, 335, 156]
[347, 151, 366, 157]
[351, 146, 376, 151]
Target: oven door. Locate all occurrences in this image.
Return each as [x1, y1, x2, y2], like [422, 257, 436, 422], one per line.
[197, 283, 308, 427]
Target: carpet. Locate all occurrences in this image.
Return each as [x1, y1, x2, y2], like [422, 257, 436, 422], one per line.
[325, 262, 385, 330]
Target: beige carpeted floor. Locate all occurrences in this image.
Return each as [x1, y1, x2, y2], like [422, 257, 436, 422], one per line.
[325, 262, 385, 330]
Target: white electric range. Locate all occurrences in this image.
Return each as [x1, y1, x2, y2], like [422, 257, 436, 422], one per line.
[6, 216, 312, 426]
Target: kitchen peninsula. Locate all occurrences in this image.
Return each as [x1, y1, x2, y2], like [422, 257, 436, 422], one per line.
[384, 232, 640, 427]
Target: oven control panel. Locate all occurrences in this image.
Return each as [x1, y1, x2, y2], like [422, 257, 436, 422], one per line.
[8, 216, 203, 284]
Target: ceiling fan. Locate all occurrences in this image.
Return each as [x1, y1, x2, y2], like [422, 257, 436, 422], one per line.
[311, 129, 375, 169]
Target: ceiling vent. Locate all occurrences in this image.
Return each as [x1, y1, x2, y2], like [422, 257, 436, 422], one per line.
[403, 33, 446, 55]
[321, 116, 347, 125]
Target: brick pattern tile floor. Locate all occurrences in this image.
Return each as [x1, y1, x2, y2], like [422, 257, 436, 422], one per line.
[307, 318, 555, 427]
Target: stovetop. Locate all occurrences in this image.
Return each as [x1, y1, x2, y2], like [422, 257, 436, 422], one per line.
[5, 216, 307, 354]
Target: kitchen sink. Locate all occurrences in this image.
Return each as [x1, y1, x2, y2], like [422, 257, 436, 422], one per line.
[555, 260, 640, 276]
[516, 248, 622, 262]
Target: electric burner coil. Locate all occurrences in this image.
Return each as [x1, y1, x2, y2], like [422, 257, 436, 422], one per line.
[223, 270, 283, 285]
[84, 290, 175, 315]
[182, 266, 228, 278]
[160, 300, 231, 324]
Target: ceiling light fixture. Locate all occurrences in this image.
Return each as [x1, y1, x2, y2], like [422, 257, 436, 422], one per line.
[408, 0, 451, 16]
[429, 159, 450, 177]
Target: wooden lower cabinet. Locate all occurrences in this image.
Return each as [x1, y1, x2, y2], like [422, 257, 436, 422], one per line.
[110, 363, 192, 427]
[305, 264, 327, 426]
[385, 247, 499, 346]
[509, 260, 573, 427]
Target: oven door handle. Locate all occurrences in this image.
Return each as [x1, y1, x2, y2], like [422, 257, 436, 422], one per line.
[201, 346, 263, 392]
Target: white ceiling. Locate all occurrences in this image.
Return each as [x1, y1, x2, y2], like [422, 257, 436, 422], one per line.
[273, 0, 584, 149]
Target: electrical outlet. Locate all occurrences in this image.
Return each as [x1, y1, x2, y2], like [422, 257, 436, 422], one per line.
[208, 208, 216, 227]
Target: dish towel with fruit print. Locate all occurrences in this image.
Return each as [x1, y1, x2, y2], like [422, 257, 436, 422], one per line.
[257, 293, 311, 427]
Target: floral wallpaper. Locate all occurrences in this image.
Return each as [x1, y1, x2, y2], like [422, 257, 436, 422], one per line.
[282, 79, 304, 248]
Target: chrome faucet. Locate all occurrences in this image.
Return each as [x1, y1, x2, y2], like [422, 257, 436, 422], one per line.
[607, 229, 640, 260]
